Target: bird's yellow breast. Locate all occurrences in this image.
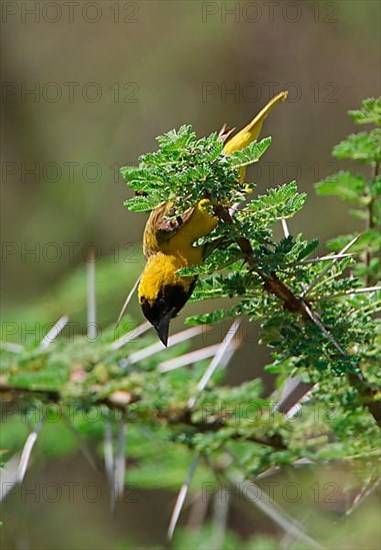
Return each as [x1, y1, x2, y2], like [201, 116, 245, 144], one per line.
[138, 252, 194, 303]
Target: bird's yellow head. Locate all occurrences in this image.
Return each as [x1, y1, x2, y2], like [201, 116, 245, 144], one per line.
[138, 253, 196, 346]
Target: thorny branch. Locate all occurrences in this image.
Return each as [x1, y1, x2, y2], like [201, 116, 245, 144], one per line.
[0, 383, 286, 450]
[213, 204, 381, 428]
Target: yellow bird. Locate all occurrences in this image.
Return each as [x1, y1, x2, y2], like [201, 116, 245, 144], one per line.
[138, 92, 288, 345]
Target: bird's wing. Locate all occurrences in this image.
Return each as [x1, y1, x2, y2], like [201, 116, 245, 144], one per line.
[143, 201, 196, 257]
[156, 203, 195, 238]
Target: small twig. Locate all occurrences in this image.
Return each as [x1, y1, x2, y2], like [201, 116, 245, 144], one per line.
[365, 160, 379, 285]
[216, 204, 346, 355]
[214, 204, 308, 313]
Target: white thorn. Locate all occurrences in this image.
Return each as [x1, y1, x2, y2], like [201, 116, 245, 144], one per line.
[159, 344, 220, 372]
[167, 455, 200, 540]
[187, 320, 240, 409]
[104, 421, 114, 486]
[111, 321, 151, 350]
[302, 234, 361, 298]
[228, 471, 323, 550]
[116, 274, 142, 327]
[0, 342, 24, 353]
[275, 376, 315, 416]
[87, 251, 97, 340]
[281, 218, 290, 238]
[39, 315, 69, 350]
[18, 420, 44, 483]
[113, 422, 127, 505]
[300, 253, 355, 265]
[328, 285, 381, 299]
[121, 326, 207, 368]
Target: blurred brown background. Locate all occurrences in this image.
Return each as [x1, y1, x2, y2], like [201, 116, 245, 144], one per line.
[1, 1, 380, 548]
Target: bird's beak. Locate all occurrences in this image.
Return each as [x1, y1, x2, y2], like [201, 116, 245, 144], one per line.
[155, 312, 172, 347]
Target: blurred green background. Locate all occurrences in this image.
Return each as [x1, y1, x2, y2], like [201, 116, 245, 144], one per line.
[1, 1, 380, 548]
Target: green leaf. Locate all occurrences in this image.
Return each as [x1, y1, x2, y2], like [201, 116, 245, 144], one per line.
[296, 238, 319, 260]
[123, 195, 159, 212]
[205, 140, 224, 161]
[185, 308, 231, 326]
[243, 182, 306, 221]
[229, 137, 272, 168]
[327, 230, 381, 253]
[315, 171, 366, 203]
[156, 124, 196, 149]
[120, 166, 151, 182]
[349, 97, 381, 126]
[348, 209, 368, 221]
[333, 129, 381, 164]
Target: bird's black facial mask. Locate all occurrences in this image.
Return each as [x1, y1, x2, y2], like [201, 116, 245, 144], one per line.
[140, 282, 196, 346]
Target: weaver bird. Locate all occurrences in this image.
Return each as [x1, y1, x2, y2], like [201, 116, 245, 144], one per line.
[138, 92, 288, 345]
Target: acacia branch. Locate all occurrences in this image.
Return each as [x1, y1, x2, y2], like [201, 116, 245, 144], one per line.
[0, 382, 286, 450]
[213, 204, 381, 428]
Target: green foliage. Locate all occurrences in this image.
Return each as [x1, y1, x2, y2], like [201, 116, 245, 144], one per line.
[333, 129, 381, 164]
[243, 181, 307, 223]
[348, 97, 381, 126]
[333, 98, 381, 165]
[316, 171, 366, 204]
[316, 96, 381, 284]
[122, 125, 271, 214]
